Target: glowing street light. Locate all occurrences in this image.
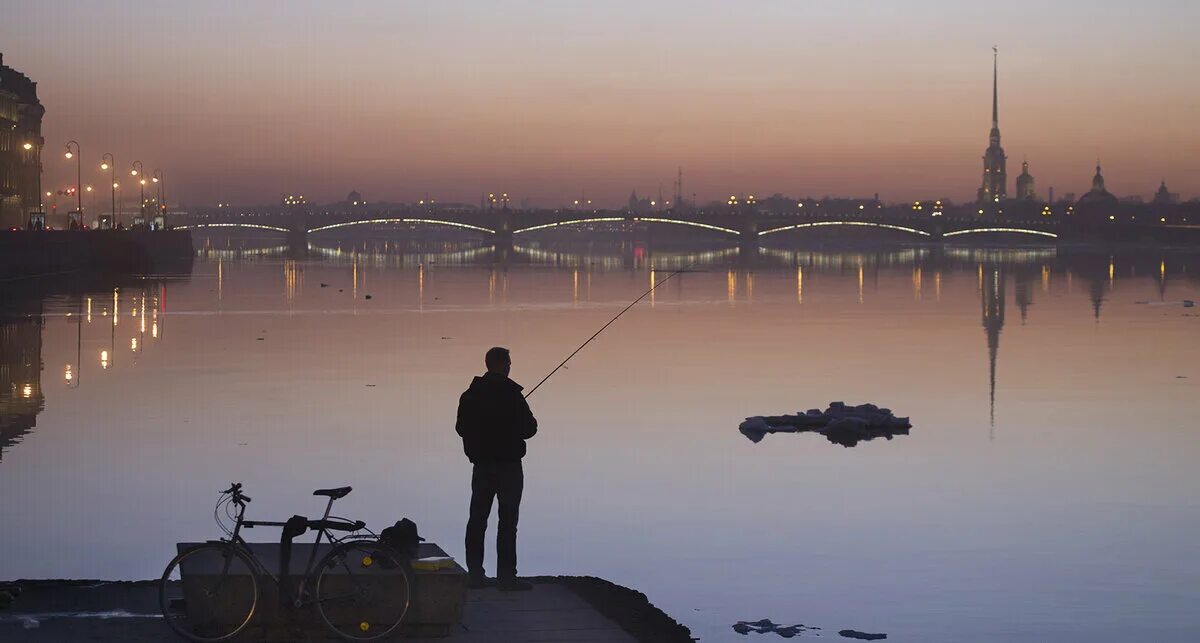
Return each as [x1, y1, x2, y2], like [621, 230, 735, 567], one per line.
[131, 161, 145, 223]
[65, 141, 83, 227]
[23, 142, 33, 150]
[101, 153, 117, 227]
[152, 169, 165, 228]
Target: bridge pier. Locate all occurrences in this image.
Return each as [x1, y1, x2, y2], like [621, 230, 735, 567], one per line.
[625, 218, 651, 245]
[287, 228, 308, 257]
[492, 228, 513, 252]
[738, 217, 759, 250]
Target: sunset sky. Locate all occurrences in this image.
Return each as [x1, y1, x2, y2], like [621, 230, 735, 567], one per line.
[5, 1, 1198, 207]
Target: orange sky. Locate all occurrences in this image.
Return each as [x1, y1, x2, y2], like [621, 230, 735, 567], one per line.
[5, 1, 1199, 207]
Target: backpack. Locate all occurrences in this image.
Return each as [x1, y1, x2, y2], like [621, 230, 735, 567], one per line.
[379, 518, 424, 559]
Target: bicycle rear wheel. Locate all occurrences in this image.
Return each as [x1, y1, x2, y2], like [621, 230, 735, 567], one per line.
[313, 540, 411, 640]
[159, 542, 259, 641]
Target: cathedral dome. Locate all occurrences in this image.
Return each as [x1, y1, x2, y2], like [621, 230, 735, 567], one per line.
[1074, 164, 1119, 220]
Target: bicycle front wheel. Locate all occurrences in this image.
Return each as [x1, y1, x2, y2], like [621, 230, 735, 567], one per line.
[313, 540, 411, 640]
[159, 542, 259, 641]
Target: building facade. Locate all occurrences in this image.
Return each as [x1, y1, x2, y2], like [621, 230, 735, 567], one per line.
[0, 53, 45, 229]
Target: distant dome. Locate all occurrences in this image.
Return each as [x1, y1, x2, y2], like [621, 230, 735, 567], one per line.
[1152, 180, 1177, 205]
[347, 190, 362, 203]
[1075, 164, 1118, 220]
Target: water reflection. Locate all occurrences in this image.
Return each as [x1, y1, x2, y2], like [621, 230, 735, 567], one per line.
[3, 239, 1199, 642]
[982, 265, 1005, 435]
[3, 241, 1198, 467]
[0, 300, 43, 463]
[0, 277, 172, 461]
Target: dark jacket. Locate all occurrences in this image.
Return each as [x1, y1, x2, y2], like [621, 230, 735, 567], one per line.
[456, 373, 538, 463]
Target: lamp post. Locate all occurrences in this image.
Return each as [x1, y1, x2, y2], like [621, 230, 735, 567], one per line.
[65, 141, 82, 228]
[22, 141, 37, 227]
[131, 161, 145, 225]
[101, 154, 117, 228]
[151, 169, 164, 229]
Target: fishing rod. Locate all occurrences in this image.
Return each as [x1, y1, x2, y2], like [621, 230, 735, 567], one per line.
[524, 266, 689, 399]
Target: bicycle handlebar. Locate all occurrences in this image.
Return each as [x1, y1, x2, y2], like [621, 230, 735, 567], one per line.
[220, 483, 251, 503]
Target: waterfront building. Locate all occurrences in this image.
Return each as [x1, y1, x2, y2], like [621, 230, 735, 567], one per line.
[0, 53, 45, 229]
[977, 49, 1007, 205]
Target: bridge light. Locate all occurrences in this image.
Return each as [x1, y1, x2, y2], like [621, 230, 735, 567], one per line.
[978, 209, 984, 215]
[1161, 217, 1166, 223]
[1108, 215, 1115, 221]
[859, 205, 864, 210]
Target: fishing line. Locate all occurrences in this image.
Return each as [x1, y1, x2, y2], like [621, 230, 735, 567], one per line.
[524, 266, 689, 399]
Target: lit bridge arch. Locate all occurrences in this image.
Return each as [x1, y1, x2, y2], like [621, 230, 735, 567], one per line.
[308, 218, 496, 235]
[943, 227, 1058, 239]
[177, 222, 291, 233]
[759, 221, 932, 237]
[513, 216, 740, 236]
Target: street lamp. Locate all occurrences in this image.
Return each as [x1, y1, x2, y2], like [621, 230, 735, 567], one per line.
[101, 153, 117, 228]
[131, 161, 144, 224]
[151, 169, 165, 228]
[65, 141, 82, 228]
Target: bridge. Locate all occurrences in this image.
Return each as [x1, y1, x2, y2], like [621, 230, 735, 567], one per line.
[177, 209, 1066, 248]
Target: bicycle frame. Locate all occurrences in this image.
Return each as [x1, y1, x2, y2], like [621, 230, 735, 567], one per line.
[217, 494, 359, 609]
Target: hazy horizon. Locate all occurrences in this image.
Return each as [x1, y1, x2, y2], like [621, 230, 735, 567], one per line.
[5, 1, 1199, 208]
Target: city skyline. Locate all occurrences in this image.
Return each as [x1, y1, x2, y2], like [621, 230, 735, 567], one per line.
[4, 1, 1199, 208]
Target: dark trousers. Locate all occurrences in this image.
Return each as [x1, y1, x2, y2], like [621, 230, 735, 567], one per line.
[465, 460, 523, 579]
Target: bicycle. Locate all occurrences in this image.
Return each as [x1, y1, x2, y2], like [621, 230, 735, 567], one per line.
[159, 483, 411, 641]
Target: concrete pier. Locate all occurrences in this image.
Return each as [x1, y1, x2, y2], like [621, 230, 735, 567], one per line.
[0, 576, 690, 642]
[0, 230, 194, 277]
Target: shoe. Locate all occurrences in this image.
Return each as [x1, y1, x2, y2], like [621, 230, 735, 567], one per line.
[497, 578, 533, 592]
[468, 574, 494, 590]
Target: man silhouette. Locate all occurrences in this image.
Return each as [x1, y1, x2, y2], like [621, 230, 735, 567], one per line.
[456, 347, 537, 591]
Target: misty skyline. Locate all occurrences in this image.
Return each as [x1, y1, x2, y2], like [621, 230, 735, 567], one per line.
[5, 1, 1199, 208]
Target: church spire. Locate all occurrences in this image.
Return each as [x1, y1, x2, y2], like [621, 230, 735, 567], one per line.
[978, 47, 1008, 204]
[992, 46, 999, 128]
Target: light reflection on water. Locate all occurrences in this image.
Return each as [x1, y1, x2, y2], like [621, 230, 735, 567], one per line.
[2, 240, 1199, 642]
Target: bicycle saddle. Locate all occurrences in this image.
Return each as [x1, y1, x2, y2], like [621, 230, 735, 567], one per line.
[313, 486, 352, 499]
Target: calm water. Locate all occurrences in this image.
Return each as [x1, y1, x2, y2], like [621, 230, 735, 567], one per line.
[3, 240, 1199, 642]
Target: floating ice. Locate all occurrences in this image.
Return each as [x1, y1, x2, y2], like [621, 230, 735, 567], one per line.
[739, 402, 912, 447]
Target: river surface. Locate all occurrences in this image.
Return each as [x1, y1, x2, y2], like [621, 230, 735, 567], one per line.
[2, 240, 1199, 642]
